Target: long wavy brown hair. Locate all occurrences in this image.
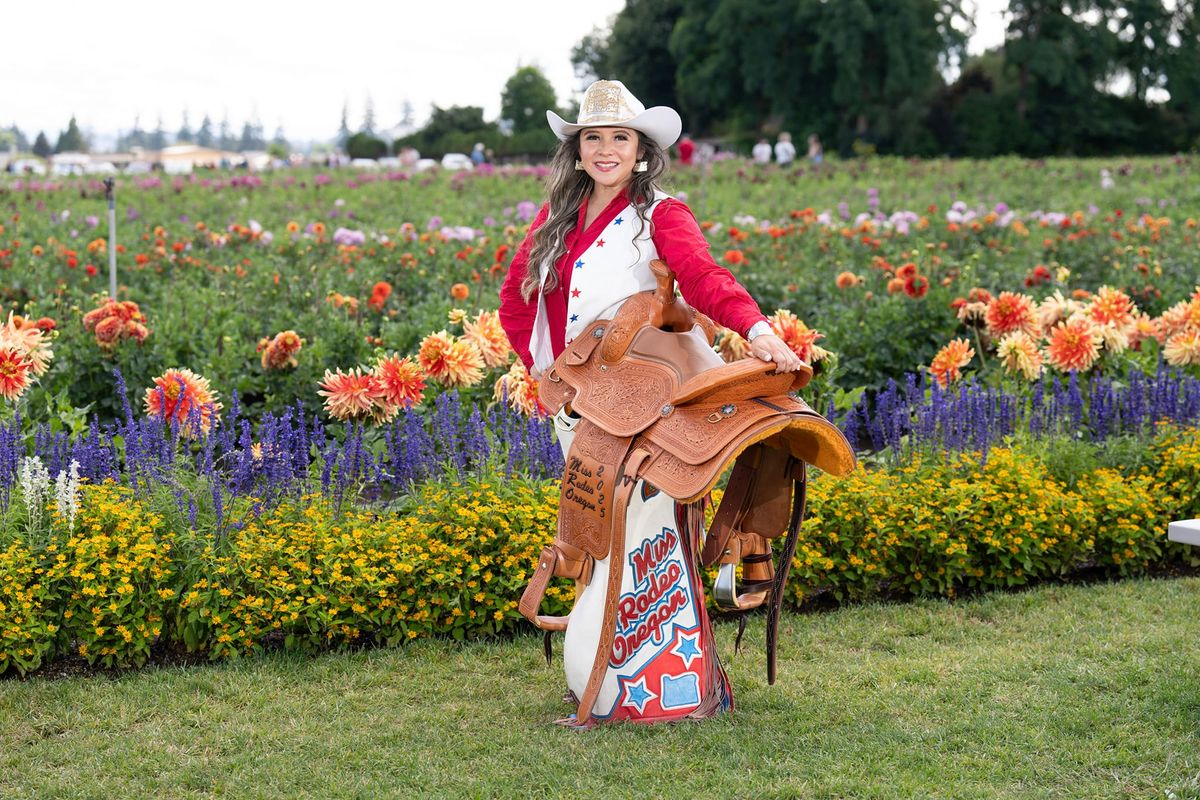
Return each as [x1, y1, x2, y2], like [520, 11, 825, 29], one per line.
[520, 131, 670, 301]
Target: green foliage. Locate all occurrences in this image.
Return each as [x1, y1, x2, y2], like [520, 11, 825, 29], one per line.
[582, 0, 1200, 156]
[31, 131, 50, 158]
[500, 66, 558, 136]
[605, 0, 684, 111]
[345, 132, 386, 160]
[395, 106, 498, 158]
[54, 116, 87, 154]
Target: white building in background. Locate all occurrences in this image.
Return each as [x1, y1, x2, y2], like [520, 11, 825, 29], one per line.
[154, 144, 241, 174]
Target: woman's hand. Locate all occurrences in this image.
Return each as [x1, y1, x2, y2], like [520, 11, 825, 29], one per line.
[749, 333, 805, 373]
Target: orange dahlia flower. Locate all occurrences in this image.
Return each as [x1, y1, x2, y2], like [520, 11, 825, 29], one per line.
[450, 283, 470, 301]
[0, 346, 31, 401]
[368, 281, 393, 312]
[317, 367, 385, 422]
[1164, 328, 1200, 367]
[835, 271, 860, 289]
[493, 362, 541, 416]
[418, 331, 455, 380]
[1128, 312, 1161, 348]
[82, 299, 150, 349]
[440, 339, 486, 387]
[258, 330, 304, 370]
[1046, 318, 1101, 372]
[1, 312, 53, 377]
[1088, 285, 1138, 329]
[463, 310, 513, 368]
[1036, 290, 1080, 333]
[903, 274, 929, 299]
[996, 331, 1043, 381]
[144, 368, 222, 434]
[374, 355, 426, 409]
[715, 329, 751, 363]
[929, 338, 974, 388]
[768, 310, 827, 364]
[984, 292, 1039, 338]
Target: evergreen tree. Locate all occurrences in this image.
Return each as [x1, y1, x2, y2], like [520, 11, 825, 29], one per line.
[118, 115, 146, 151]
[7, 125, 30, 152]
[271, 125, 288, 149]
[32, 131, 51, 158]
[218, 113, 235, 151]
[176, 110, 194, 143]
[238, 119, 265, 151]
[147, 115, 167, 149]
[54, 115, 88, 153]
[337, 101, 351, 150]
[196, 115, 214, 148]
[362, 95, 376, 135]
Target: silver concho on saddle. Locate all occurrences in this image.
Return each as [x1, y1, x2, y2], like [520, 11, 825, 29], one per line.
[520, 259, 856, 727]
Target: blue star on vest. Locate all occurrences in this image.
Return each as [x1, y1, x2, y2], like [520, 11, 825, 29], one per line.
[570, 313, 579, 323]
[613, 217, 624, 226]
[622, 677, 656, 714]
[672, 630, 702, 669]
[575, 259, 584, 269]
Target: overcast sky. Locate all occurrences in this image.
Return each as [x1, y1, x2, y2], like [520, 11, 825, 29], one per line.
[2, 0, 1008, 146]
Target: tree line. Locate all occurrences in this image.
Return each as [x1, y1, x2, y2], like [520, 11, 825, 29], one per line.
[573, 0, 1200, 156]
[2, 113, 288, 158]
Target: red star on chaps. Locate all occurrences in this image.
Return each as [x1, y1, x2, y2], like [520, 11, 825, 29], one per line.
[596, 239, 605, 247]
[571, 288, 581, 298]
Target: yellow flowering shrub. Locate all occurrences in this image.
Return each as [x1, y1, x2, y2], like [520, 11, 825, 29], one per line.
[2, 430, 1199, 673]
[951, 449, 1093, 590]
[0, 539, 59, 674]
[1076, 469, 1165, 575]
[789, 448, 1094, 602]
[176, 475, 567, 659]
[53, 483, 175, 667]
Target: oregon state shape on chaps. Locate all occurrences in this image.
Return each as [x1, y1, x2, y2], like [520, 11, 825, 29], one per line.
[519, 260, 856, 728]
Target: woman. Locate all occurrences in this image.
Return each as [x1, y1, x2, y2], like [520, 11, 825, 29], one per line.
[499, 80, 803, 726]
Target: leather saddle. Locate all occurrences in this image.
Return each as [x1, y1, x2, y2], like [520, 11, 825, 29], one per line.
[519, 259, 856, 726]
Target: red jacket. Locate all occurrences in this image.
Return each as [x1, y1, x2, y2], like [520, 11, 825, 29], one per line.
[499, 192, 767, 370]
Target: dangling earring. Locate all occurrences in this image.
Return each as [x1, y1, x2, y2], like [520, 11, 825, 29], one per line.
[574, 159, 584, 171]
[634, 160, 648, 173]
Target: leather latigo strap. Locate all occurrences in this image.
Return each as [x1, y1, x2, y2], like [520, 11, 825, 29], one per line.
[570, 447, 651, 728]
[518, 541, 593, 632]
[557, 419, 631, 560]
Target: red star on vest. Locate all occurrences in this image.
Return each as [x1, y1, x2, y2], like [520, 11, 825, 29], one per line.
[571, 288, 581, 298]
[596, 239, 605, 247]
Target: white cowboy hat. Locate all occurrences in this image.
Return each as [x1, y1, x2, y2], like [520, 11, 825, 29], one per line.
[547, 79, 682, 150]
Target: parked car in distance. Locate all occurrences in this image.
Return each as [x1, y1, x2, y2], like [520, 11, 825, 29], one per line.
[7, 158, 46, 175]
[440, 153, 473, 170]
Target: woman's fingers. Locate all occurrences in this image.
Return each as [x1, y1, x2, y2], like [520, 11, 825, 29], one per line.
[751, 337, 802, 373]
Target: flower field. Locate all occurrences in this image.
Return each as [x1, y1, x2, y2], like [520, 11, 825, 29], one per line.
[2, 155, 1199, 674]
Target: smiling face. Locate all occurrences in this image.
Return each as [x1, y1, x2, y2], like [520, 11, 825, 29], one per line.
[578, 126, 644, 194]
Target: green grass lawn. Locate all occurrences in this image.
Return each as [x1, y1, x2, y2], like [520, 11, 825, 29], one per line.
[2, 577, 1198, 800]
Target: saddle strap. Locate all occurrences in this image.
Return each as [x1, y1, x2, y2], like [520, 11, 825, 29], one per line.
[766, 466, 808, 685]
[518, 542, 594, 632]
[571, 447, 652, 728]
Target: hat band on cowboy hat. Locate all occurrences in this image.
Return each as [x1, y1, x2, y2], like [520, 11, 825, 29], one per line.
[547, 79, 682, 150]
